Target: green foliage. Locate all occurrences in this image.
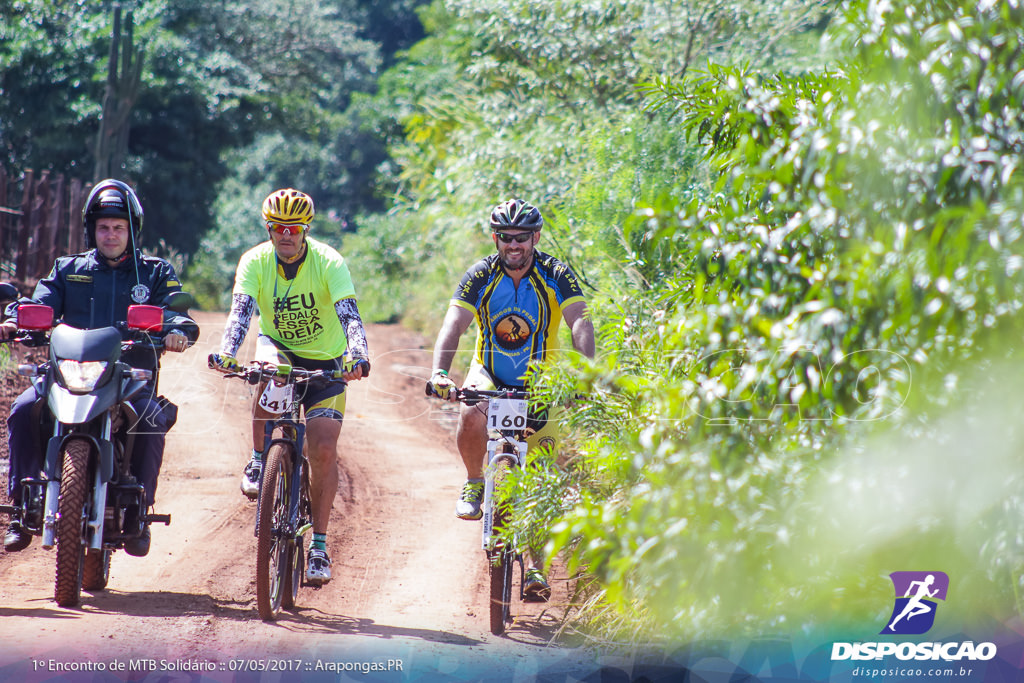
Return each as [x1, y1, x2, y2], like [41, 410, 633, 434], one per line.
[0, 3, 107, 174]
[192, 0, 1024, 644]
[337, 213, 418, 323]
[531, 0, 1024, 639]
[334, 0, 850, 643]
[351, 0, 830, 331]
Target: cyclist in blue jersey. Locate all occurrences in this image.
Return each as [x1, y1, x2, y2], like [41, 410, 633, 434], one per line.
[426, 198, 595, 600]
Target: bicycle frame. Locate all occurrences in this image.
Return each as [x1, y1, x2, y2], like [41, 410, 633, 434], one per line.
[256, 410, 310, 541]
[481, 429, 527, 552]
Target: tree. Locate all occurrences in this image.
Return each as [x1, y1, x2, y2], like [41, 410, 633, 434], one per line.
[93, 5, 144, 182]
[0, 0, 423, 260]
[0, 2, 104, 176]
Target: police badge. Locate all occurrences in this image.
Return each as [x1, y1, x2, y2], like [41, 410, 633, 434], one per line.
[131, 284, 150, 303]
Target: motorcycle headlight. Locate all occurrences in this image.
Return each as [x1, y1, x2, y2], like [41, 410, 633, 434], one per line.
[57, 360, 108, 392]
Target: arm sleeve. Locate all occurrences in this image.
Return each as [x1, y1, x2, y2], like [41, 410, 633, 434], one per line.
[334, 297, 368, 360]
[220, 293, 256, 357]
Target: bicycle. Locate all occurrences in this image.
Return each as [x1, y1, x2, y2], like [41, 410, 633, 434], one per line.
[211, 359, 339, 621]
[452, 387, 540, 636]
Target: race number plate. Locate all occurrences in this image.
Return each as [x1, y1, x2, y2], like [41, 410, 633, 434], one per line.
[258, 381, 294, 414]
[487, 397, 528, 431]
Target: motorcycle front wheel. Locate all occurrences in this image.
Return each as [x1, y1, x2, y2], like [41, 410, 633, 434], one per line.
[54, 438, 92, 607]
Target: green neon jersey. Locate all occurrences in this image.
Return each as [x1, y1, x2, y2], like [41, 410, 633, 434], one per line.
[233, 236, 356, 360]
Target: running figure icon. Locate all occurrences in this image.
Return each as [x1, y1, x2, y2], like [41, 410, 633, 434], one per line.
[886, 574, 938, 632]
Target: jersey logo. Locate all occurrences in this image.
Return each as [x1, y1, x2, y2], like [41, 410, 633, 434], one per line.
[273, 292, 324, 343]
[493, 314, 532, 350]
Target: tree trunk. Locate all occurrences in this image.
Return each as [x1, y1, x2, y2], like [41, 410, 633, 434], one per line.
[93, 6, 144, 182]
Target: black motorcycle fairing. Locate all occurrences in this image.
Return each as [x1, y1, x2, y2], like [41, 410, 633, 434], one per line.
[46, 368, 122, 425]
[50, 324, 122, 363]
[50, 324, 122, 394]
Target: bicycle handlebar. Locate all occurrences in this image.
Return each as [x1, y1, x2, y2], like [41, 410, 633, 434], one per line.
[453, 387, 530, 404]
[212, 360, 344, 386]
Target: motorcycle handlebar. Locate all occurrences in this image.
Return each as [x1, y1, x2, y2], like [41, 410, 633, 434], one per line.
[0, 327, 182, 351]
[122, 334, 172, 353]
[0, 334, 42, 347]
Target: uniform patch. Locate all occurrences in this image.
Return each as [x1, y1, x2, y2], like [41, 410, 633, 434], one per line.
[66, 274, 92, 283]
[131, 284, 151, 303]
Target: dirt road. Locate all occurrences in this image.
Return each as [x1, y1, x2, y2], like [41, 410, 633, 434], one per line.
[0, 313, 599, 681]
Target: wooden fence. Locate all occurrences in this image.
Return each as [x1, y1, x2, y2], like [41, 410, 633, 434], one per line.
[0, 167, 90, 288]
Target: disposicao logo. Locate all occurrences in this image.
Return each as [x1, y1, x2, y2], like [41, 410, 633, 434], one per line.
[882, 571, 948, 635]
[831, 570, 998, 663]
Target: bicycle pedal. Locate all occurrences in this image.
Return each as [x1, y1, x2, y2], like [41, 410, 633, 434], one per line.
[144, 513, 171, 525]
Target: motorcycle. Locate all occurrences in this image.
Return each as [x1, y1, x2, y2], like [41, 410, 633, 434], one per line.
[0, 283, 193, 607]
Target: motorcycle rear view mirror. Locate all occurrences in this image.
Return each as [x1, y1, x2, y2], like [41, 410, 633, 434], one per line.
[127, 304, 164, 332]
[17, 304, 54, 331]
[164, 291, 194, 313]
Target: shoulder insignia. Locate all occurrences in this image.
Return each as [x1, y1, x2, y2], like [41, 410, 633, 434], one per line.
[66, 274, 93, 283]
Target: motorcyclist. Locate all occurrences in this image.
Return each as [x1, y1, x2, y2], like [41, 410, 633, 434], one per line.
[1, 178, 199, 557]
[209, 188, 369, 586]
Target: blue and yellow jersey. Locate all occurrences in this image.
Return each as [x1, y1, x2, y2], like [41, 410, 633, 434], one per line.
[452, 251, 585, 387]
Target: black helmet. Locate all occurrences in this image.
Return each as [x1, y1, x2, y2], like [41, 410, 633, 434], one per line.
[82, 179, 144, 250]
[489, 198, 543, 232]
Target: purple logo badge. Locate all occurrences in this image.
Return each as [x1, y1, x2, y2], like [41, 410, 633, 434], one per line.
[881, 571, 949, 635]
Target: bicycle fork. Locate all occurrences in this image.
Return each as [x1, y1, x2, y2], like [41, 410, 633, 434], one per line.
[481, 439, 527, 551]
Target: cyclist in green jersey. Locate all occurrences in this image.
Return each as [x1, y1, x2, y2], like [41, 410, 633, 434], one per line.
[210, 188, 369, 585]
[426, 198, 595, 600]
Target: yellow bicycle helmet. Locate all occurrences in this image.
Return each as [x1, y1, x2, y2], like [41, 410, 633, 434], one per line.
[262, 188, 315, 226]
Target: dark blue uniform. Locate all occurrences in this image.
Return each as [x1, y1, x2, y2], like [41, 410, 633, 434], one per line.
[6, 249, 199, 506]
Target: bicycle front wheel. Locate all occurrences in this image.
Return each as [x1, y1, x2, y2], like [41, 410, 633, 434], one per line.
[488, 547, 514, 635]
[487, 456, 514, 635]
[256, 443, 293, 621]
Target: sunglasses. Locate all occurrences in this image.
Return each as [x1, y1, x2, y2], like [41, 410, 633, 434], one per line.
[495, 232, 534, 244]
[267, 222, 306, 236]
